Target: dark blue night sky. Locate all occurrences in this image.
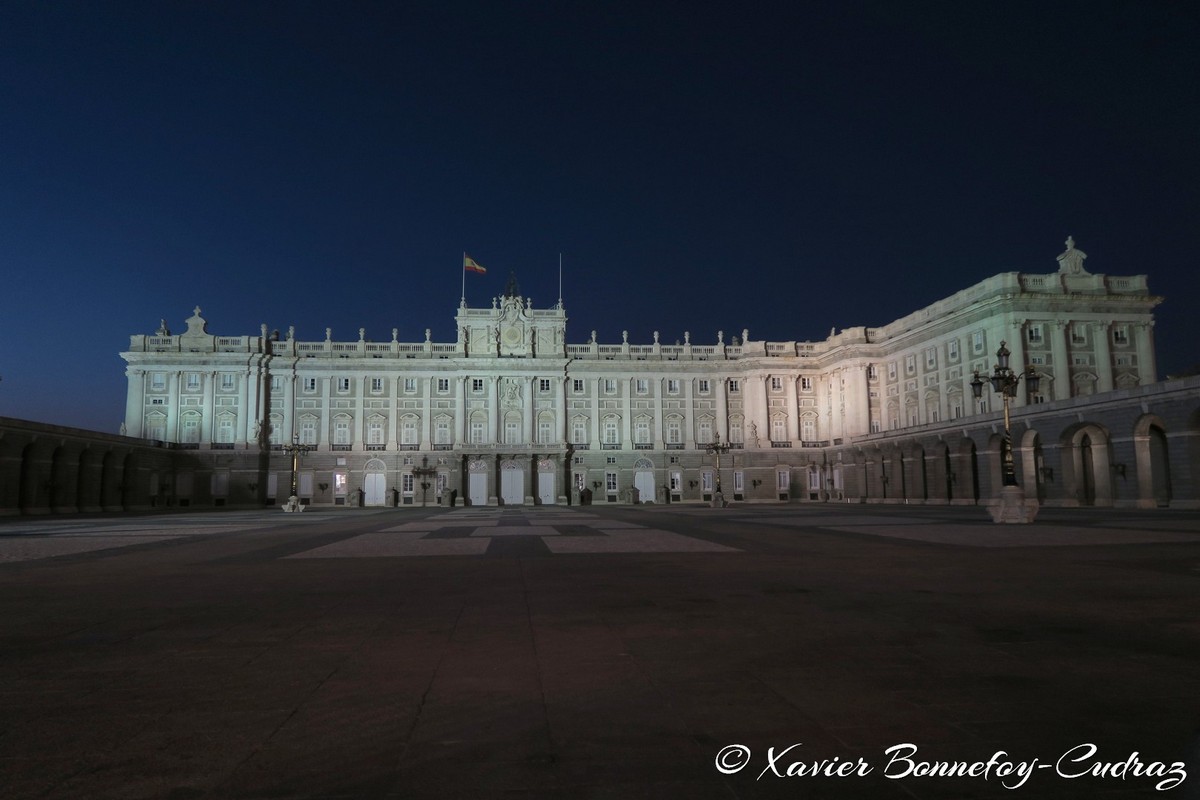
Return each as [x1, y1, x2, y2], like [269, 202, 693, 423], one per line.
[2, 1, 1197, 432]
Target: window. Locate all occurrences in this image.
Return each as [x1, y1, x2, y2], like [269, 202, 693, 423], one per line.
[800, 377, 813, 391]
[1071, 327, 1086, 345]
[333, 418, 351, 445]
[572, 379, 584, 393]
[370, 377, 383, 393]
[1113, 326, 1129, 345]
[667, 379, 680, 394]
[1030, 355, 1046, 365]
[771, 417, 787, 442]
[666, 418, 682, 444]
[948, 340, 959, 360]
[801, 416, 816, 441]
[437, 378, 450, 393]
[337, 377, 351, 393]
[572, 418, 588, 444]
[697, 419, 712, 444]
[186, 373, 201, 390]
[925, 348, 936, 369]
[402, 473, 414, 494]
[698, 379, 710, 394]
[504, 418, 520, 444]
[366, 419, 385, 445]
[401, 418, 418, 445]
[733, 471, 744, 493]
[472, 378, 484, 392]
[1027, 325, 1043, 344]
[701, 471, 713, 492]
[888, 362, 897, 380]
[180, 413, 201, 442]
[808, 467, 821, 492]
[729, 419, 743, 444]
[221, 373, 236, 390]
[635, 379, 649, 395]
[603, 417, 619, 445]
[870, 420, 881, 433]
[868, 365, 878, 380]
[435, 418, 451, 444]
[151, 372, 166, 390]
[776, 470, 789, 491]
[605, 472, 618, 493]
[670, 472, 682, 492]
[634, 419, 651, 444]
[728, 379, 740, 393]
[905, 355, 916, 374]
[603, 379, 617, 394]
[404, 378, 417, 393]
[770, 376, 783, 391]
[299, 419, 317, 445]
[471, 419, 485, 444]
[538, 418, 554, 444]
[972, 331, 985, 353]
[539, 378, 552, 393]
[303, 377, 317, 393]
[1073, 356, 1090, 366]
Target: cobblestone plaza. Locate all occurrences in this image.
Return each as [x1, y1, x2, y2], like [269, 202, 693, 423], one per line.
[2, 505, 1197, 798]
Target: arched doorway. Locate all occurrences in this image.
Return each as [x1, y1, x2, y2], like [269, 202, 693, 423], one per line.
[633, 457, 655, 504]
[500, 459, 524, 505]
[468, 459, 489, 506]
[536, 458, 556, 505]
[1132, 415, 1171, 508]
[363, 458, 387, 506]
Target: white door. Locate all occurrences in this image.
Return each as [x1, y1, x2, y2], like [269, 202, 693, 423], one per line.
[501, 468, 524, 505]
[364, 473, 386, 506]
[469, 472, 488, 506]
[538, 472, 556, 505]
[634, 470, 655, 503]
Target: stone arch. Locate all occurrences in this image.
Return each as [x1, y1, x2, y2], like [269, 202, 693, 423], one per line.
[905, 442, 927, 501]
[1018, 428, 1046, 502]
[956, 438, 980, 504]
[76, 446, 104, 512]
[1132, 414, 1171, 507]
[1059, 422, 1113, 507]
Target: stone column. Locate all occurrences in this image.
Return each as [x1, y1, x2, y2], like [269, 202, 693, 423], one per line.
[683, 377, 695, 448]
[124, 369, 145, 437]
[1051, 322, 1070, 401]
[785, 374, 800, 444]
[1135, 321, 1156, 384]
[167, 371, 180, 442]
[1094, 320, 1113, 393]
[456, 376, 467, 444]
[490, 376, 500, 443]
[202, 371, 215, 443]
[715, 375, 728, 442]
[524, 376, 535, 445]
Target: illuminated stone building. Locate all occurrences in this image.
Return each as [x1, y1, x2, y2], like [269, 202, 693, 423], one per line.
[110, 239, 1187, 510]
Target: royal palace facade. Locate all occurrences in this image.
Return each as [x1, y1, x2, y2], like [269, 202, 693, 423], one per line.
[58, 236, 1194, 515]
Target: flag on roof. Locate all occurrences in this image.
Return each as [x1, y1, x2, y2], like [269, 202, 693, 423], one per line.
[464, 255, 486, 274]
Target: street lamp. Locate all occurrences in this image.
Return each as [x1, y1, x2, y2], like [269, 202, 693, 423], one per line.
[706, 432, 732, 507]
[970, 341, 1041, 522]
[281, 434, 313, 512]
[412, 455, 438, 507]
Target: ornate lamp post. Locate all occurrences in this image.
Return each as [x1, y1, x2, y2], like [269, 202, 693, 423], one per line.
[281, 434, 313, 512]
[412, 455, 438, 508]
[706, 432, 732, 507]
[971, 341, 1042, 522]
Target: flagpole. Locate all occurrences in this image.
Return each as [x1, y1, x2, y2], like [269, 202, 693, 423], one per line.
[558, 252, 563, 307]
[461, 251, 466, 305]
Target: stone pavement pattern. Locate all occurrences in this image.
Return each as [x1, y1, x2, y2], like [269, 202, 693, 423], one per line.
[1, 504, 1198, 799]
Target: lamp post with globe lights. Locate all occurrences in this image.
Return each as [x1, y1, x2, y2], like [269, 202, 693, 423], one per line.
[971, 341, 1041, 522]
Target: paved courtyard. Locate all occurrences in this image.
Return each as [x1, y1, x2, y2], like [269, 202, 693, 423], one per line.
[1, 503, 1198, 799]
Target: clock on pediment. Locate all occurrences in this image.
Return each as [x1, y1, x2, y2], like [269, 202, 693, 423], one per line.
[498, 296, 529, 356]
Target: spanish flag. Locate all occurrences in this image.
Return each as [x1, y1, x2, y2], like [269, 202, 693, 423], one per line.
[464, 254, 486, 274]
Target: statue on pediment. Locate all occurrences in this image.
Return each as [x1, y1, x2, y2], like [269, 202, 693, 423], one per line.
[1056, 236, 1089, 275]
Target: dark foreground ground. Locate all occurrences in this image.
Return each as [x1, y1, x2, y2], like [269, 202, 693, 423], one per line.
[1, 503, 1198, 799]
